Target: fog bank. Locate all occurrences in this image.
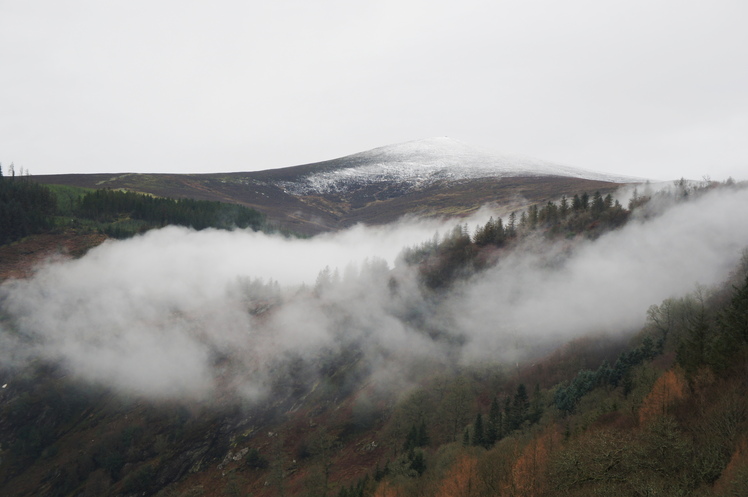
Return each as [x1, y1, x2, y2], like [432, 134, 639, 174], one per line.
[1, 186, 747, 402]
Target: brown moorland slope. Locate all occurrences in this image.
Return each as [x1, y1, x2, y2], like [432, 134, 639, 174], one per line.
[31, 137, 638, 234]
[31, 172, 626, 236]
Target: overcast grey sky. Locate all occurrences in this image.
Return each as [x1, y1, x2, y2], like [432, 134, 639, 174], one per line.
[1, 0, 746, 180]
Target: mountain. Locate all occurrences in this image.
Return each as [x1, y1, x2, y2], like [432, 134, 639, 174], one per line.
[32, 138, 637, 234]
[270, 137, 636, 195]
[3, 163, 748, 496]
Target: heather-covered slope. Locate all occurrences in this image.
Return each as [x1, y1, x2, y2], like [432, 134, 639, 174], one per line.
[33, 138, 633, 234]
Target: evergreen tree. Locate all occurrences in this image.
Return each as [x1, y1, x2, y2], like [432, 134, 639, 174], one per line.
[719, 275, 748, 344]
[472, 413, 485, 448]
[0, 173, 57, 245]
[473, 217, 492, 246]
[404, 421, 430, 451]
[676, 294, 712, 375]
[373, 460, 389, 481]
[572, 194, 582, 211]
[591, 191, 605, 217]
[416, 419, 430, 447]
[580, 192, 590, 210]
[403, 425, 418, 452]
[507, 211, 517, 237]
[528, 204, 539, 229]
[486, 397, 502, 446]
[504, 397, 512, 431]
[493, 217, 505, 245]
[528, 384, 544, 424]
[540, 201, 559, 225]
[628, 187, 640, 209]
[408, 449, 426, 476]
[473, 224, 485, 245]
[508, 384, 529, 431]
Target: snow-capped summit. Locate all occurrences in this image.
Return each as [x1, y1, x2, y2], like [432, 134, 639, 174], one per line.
[277, 137, 638, 196]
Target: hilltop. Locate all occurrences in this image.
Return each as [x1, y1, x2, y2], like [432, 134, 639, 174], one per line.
[32, 138, 633, 234]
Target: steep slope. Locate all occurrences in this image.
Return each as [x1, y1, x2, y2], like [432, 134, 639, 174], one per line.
[33, 138, 638, 234]
[1, 181, 745, 497]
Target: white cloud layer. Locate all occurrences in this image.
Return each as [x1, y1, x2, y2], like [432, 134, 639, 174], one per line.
[1, 186, 748, 402]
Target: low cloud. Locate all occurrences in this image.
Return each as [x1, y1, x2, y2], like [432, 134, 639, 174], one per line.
[1, 186, 747, 403]
[451, 186, 748, 361]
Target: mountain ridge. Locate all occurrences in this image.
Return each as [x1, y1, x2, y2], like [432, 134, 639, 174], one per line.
[274, 137, 641, 196]
[32, 138, 638, 234]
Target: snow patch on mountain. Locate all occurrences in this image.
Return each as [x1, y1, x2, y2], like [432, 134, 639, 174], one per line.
[277, 138, 639, 195]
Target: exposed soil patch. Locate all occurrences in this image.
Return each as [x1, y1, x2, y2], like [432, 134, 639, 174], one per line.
[0, 231, 107, 280]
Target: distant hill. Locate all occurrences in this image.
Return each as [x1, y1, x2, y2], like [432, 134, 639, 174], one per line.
[32, 138, 639, 234]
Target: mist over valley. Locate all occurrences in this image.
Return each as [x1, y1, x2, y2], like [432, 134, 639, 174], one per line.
[1, 144, 748, 496]
[3, 1, 747, 492]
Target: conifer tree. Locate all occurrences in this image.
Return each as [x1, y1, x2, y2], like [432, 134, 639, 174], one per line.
[403, 425, 418, 452]
[508, 384, 529, 431]
[409, 450, 426, 476]
[493, 217, 505, 245]
[572, 194, 582, 211]
[676, 293, 712, 375]
[720, 275, 748, 344]
[486, 397, 502, 446]
[528, 204, 539, 229]
[472, 413, 485, 448]
[628, 187, 640, 209]
[504, 397, 512, 430]
[591, 191, 605, 217]
[580, 192, 590, 210]
[528, 384, 544, 424]
[416, 419, 430, 447]
[507, 211, 517, 237]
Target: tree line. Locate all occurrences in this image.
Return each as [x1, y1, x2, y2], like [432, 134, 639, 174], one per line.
[402, 180, 729, 290]
[0, 168, 267, 245]
[0, 164, 57, 245]
[76, 188, 265, 234]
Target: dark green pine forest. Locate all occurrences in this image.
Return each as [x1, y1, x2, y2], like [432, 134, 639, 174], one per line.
[0, 166, 57, 245]
[0, 165, 267, 245]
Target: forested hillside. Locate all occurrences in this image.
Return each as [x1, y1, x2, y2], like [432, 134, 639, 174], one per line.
[0, 171, 267, 245]
[0, 167, 56, 245]
[74, 189, 266, 238]
[0, 179, 747, 497]
[348, 261, 748, 497]
[401, 184, 658, 290]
